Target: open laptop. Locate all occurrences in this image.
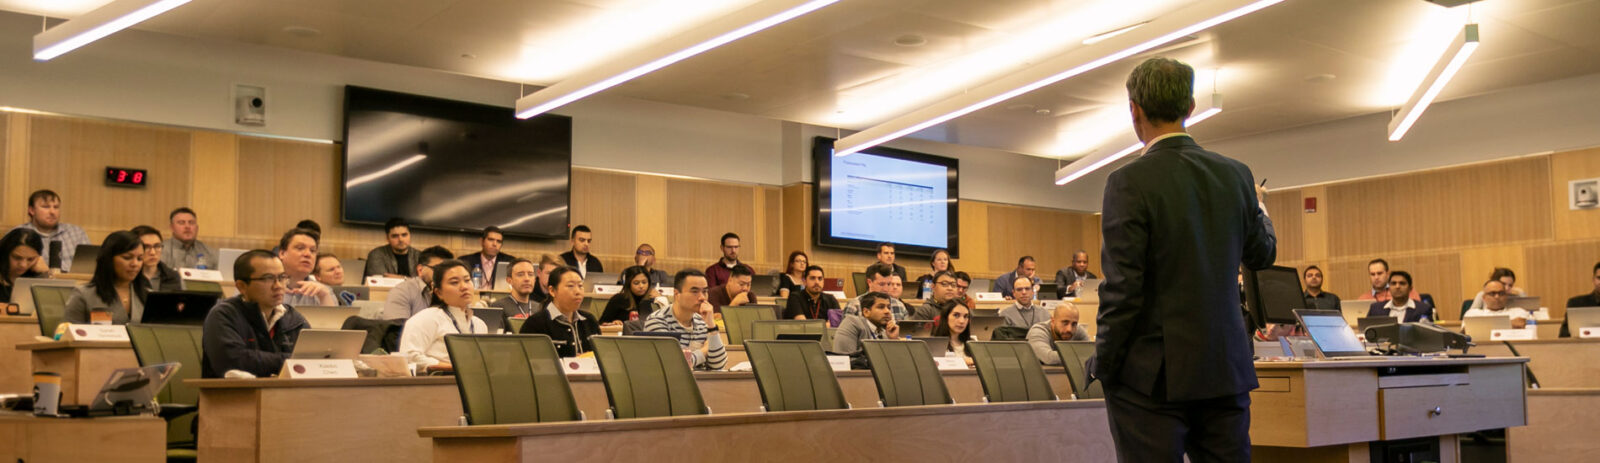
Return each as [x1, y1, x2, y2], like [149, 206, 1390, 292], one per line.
[331, 286, 370, 306]
[181, 279, 224, 294]
[10, 277, 77, 316]
[750, 275, 778, 298]
[911, 336, 949, 358]
[474, 307, 507, 334]
[139, 291, 220, 326]
[291, 329, 367, 359]
[218, 248, 248, 281]
[897, 320, 936, 337]
[1075, 279, 1102, 299]
[297, 306, 360, 330]
[1462, 315, 1512, 341]
[1340, 300, 1375, 327]
[1568, 307, 1600, 334]
[1506, 296, 1541, 312]
[59, 363, 179, 418]
[1357, 316, 1398, 333]
[1293, 309, 1371, 358]
[492, 261, 511, 291]
[968, 315, 1005, 341]
[69, 244, 99, 274]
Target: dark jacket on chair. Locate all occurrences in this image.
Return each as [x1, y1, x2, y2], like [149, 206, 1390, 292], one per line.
[1094, 135, 1277, 402]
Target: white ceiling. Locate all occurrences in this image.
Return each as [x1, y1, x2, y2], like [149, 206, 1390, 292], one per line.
[5, 0, 1599, 161]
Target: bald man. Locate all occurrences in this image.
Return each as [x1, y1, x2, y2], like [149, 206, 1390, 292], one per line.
[1028, 303, 1090, 365]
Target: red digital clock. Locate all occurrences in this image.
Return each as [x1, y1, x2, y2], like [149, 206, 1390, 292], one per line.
[105, 167, 148, 187]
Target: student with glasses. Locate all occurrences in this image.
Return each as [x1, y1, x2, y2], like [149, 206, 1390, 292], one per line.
[382, 246, 455, 320]
[913, 271, 961, 320]
[400, 259, 489, 371]
[1463, 279, 1533, 329]
[622, 243, 670, 289]
[62, 231, 150, 325]
[200, 250, 311, 378]
[520, 266, 600, 357]
[130, 225, 182, 292]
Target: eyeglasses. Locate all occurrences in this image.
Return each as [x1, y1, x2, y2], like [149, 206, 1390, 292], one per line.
[1484, 291, 1508, 297]
[141, 243, 163, 251]
[935, 281, 958, 288]
[636, 250, 654, 256]
[245, 274, 293, 285]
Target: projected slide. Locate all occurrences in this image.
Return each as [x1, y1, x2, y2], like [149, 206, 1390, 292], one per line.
[829, 152, 949, 248]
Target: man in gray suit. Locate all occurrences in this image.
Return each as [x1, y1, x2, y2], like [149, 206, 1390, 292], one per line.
[1096, 57, 1277, 462]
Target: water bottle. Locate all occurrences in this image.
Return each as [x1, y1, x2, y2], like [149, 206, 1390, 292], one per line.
[471, 266, 484, 289]
[196, 254, 207, 270]
[921, 279, 933, 299]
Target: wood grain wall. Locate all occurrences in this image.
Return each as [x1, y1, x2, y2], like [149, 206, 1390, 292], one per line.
[0, 112, 1099, 286]
[1267, 147, 1600, 321]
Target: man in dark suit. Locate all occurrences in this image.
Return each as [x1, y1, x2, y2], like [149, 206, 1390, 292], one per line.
[459, 226, 516, 290]
[1366, 271, 1434, 322]
[1096, 57, 1277, 462]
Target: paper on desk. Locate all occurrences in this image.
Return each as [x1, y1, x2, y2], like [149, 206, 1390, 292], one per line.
[728, 362, 752, 372]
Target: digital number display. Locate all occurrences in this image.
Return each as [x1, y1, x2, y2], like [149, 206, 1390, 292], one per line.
[105, 167, 148, 187]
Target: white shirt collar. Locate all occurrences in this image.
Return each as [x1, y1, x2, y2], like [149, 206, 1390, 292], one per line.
[1140, 132, 1192, 155]
[1385, 298, 1415, 311]
[547, 305, 586, 322]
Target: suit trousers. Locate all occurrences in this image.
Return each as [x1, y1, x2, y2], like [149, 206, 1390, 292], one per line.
[1103, 377, 1252, 463]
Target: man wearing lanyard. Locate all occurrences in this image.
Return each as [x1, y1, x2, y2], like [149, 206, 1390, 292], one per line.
[832, 292, 900, 355]
[491, 258, 541, 318]
[783, 265, 839, 320]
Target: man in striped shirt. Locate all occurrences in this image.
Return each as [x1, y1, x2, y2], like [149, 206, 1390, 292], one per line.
[643, 269, 727, 370]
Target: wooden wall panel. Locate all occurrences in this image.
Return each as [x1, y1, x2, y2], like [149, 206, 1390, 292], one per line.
[1300, 185, 1329, 262]
[633, 175, 668, 259]
[26, 115, 191, 239]
[1550, 146, 1600, 241]
[570, 168, 636, 267]
[664, 179, 757, 273]
[1327, 157, 1552, 256]
[0, 113, 12, 226]
[1457, 246, 1526, 304]
[189, 132, 238, 237]
[1524, 241, 1600, 317]
[1265, 190, 1305, 263]
[984, 203, 1092, 277]
[1326, 253, 1463, 320]
[761, 187, 782, 268]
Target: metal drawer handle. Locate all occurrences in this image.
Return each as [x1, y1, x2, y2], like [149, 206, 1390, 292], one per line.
[1429, 407, 1443, 417]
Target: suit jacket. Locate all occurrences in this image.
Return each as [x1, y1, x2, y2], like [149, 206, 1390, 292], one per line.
[559, 251, 602, 276]
[1054, 268, 1099, 298]
[1366, 300, 1435, 323]
[459, 252, 516, 286]
[1095, 135, 1277, 402]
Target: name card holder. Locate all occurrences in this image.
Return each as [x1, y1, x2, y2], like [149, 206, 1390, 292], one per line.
[63, 324, 130, 341]
[280, 359, 358, 378]
[1490, 329, 1536, 341]
[592, 285, 622, 295]
[659, 288, 676, 297]
[824, 291, 847, 300]
[561, 357, 599, 375]
[1578, 327, 1600, 339]
[974, 292, 1005, 302]
[933, 355, 968, 371]
[366, 276, 403, 288]
[826, 355, 851, 372]
[179, 268, 225, 281]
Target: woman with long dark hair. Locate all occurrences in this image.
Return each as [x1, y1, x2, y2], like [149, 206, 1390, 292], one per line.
[0, 229, 48, 303]
[601, 265, 665, 324]
[931, 302, 974, 367]
[62, 231, 149, 325]
[776, 251, 808, 298]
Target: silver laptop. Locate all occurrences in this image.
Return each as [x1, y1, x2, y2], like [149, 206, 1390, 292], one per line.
[897, 320, 936, 337]
[1076, 279, 1102, 299]
[10, 277, 77, 315]
[492, 261, 511, 291]
[219, 248, 248, 281]
[968, 315, 1005, 341]
[1293, 309, 1370, 358]
[297, 306, 361, 330]
[1462, 315, 1512, 341]
[911, 336, 949, 358]
[291, 329, 367, 359]
[1340, 300, 1375, 327]
[69, 244, 99, 274]
[1506, 296, 1541, 312]
[1568, 307, 1600, 333]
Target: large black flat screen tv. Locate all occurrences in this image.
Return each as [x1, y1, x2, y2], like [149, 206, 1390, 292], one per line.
[813, 136, 958, 257]
[341, 86, 571, 239]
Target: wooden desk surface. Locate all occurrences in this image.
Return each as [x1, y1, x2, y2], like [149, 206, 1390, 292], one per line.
[0, 316, 39, 394]
[15, 340, 132, 351]
[1470, 339, 1600, 388]
[0, 316, 34, 324]
[0, 412, 164, 463]
[1254, 356, 1527, 370]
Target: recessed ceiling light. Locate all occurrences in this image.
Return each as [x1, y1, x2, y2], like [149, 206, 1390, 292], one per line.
[281, 25, 321, 37]
[894, 34, 927, 47]
[1304, 73, 1336, 83]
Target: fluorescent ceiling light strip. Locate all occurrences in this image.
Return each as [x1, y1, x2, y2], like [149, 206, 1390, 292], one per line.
[834, 0, 1280, 157]
[1083, 21, 1150, 45]
[1054, 103, 1222, 186]
[33, 0, 192, 61]
[516, 0, 838, 119]
[1387, 24, 1479, 141]
[345, 154, 427, 188]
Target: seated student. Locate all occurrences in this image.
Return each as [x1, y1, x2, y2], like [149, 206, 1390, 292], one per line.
[707, 263, 757, 313]
[889, 273, 908, 301]
[952, 271, 977, 310]
[776, 251, 808, 298]
[913, 271, 960, 320]
[1463, 279, 1533, 329]
[559, 225, 601, 278]
[867, 243, 909, 283]
[364, 218, 418, 278]
[13, 189, 89, 273]
[0, 229, 49, 304]
[490, 258, 541, 319]
[1301, 265, 1340, 310]
[832, 291, 900, 355]
[643, 270, 727, 370]
[1366, 271, 1433, 323]
[1357, 258, 1420, 302]
[999, 276, 1049, 328]
[200, 250, 311, 378]
[520, 266, 600, 356]
[705, 233, 744, 288]
[313, 252, 345, 286]
[130, 226, 182, 292]
[162, 207, 218, 270]
[932, 303, 975, 367]
[992, 256, 1041, 299]
[601, 265, 666, 324]
[842, 263, 909, 321]
[399, 259, 490, 369]
[277, 228, 335, 307]
[913, 249, 954, 299]
[1563, 262, 1600, 337]
[1028, 304, 1089, 365]
[784, 265, 840, 320]
[1054, 250, 1098, 298]
[624, 243, 672, 288]
[460, 226, 515, 290]
[1467, 267, 1528, 312]
[62, 231, 149, 325]
[382, 246, 454, 320]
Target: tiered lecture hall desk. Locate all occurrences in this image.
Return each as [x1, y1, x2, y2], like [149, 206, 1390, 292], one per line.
[1472, 337, 1600, 461]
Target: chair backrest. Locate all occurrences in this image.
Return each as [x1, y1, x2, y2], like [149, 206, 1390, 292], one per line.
[507, 317, 527, 334]
[851, 272, 868, 296]
[1460, 299, 1473, 319]
[1054, 341, 1102, 399]
[969, 341, 1056, 403]
[445, 334, 582, 425]
[582, 297, 606, 320]
[723, 305, 777, 346]
[744, 340, 849, 412]
[125, 324, 204, 405]
[861, 340, 952, 407]
[31, 285, 75, 336]
[592, 336, 709, 419]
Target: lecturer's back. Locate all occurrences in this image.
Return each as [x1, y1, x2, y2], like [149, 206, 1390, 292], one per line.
[1094, 57, 1277, 463]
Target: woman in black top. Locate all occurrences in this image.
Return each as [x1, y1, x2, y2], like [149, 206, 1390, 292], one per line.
[601, 265, 662, 324]
[0, 229, 48, 304]
[776, 251, 807, 297]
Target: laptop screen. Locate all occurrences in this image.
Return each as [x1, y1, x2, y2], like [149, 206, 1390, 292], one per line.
[1296, 310, 1366, 356]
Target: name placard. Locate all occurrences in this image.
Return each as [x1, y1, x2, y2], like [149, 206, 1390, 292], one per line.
[179, 268, 224, 281]
[280, 359, 358, 378]
[1490, 329, 1536, 341]
[592, 285, 622, 295]
[659, 288, 676, 297]
[1579, 327, 1600, 339]
[365, 276, 403, 288]
[933, 355, 969, 371]
[824, 291, 846, 300]
[561, 357, 599, 375]
[64, 324, 129, 341]
[826, 355, 851, 372]
[974, 292, 1005, 302]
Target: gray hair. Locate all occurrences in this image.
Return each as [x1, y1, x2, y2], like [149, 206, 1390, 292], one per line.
[1126, 57, 1195, 124]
